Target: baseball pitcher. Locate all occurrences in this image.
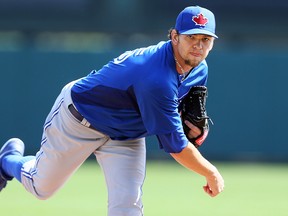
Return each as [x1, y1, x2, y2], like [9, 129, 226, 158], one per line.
[0, 6, 224, 216]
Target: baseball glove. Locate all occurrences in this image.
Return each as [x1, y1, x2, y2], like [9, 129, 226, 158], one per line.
[181, 86, 212, 148]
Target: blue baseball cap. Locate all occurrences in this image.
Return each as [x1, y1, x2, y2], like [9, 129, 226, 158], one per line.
[175, 6, 218, 38]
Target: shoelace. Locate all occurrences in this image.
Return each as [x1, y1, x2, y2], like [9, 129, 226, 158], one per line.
[194, 96, 214, 125]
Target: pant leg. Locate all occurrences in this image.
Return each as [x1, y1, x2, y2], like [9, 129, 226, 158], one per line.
[21, 81, 108, 200]
[95, 138, 146, 216]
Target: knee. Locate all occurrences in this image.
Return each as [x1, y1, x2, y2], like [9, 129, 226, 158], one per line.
[108, 189, 143, 215]
[21, 175, 58, 200]
[25, 184, 57, 200]
[33, 190, 56, 200]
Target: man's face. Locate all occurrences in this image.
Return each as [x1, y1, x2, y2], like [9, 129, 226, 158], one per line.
[176, 33, 214, 68]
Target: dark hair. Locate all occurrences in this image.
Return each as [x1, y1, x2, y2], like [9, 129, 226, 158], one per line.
[167, 28, 179, 39]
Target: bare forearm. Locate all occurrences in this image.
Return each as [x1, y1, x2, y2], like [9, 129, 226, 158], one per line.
[170, 142, 224, 197]
[170, 142, 217, 176]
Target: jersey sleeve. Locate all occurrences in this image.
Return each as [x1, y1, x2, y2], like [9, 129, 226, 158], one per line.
[133, 74, 188, 153]
[156, 129, 188, 153]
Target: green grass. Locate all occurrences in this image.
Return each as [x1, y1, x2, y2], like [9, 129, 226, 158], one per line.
[1, 161, 288, 216]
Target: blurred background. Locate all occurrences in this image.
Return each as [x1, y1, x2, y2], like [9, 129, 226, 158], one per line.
[0, 0, 288, 162]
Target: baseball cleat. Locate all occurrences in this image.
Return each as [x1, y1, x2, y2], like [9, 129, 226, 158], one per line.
[0, 138, 25, 191]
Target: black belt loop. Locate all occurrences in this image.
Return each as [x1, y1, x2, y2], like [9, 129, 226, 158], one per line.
[68, 104, 95, 129]
[68, 104, 83, 122]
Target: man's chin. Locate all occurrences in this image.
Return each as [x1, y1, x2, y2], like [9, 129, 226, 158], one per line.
[185, 59, 202, 68]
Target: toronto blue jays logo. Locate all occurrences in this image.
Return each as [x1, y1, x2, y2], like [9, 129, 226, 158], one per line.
[192, 13, 208, 26]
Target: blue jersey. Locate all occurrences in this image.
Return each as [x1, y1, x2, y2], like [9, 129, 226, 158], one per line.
[71, 41, 208, 153]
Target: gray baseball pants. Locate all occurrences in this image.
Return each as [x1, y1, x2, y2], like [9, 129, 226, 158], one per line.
[20, 81, 146, 216]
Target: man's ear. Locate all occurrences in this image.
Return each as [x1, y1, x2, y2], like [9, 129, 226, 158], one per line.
[174, 36, 179, 43]
[171, 29, 179, 44]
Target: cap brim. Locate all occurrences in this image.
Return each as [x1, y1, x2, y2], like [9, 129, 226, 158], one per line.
[179, 29, 218, 38]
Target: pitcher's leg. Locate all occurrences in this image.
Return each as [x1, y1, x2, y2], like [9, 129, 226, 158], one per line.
[95, 138, 146, 216]
[20, 82, 108, 199]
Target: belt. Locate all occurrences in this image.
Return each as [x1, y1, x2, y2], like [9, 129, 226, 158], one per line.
[68, 104, 95, 129]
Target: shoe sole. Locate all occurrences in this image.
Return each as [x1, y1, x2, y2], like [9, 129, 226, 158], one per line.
[0, 138, 25, 191]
